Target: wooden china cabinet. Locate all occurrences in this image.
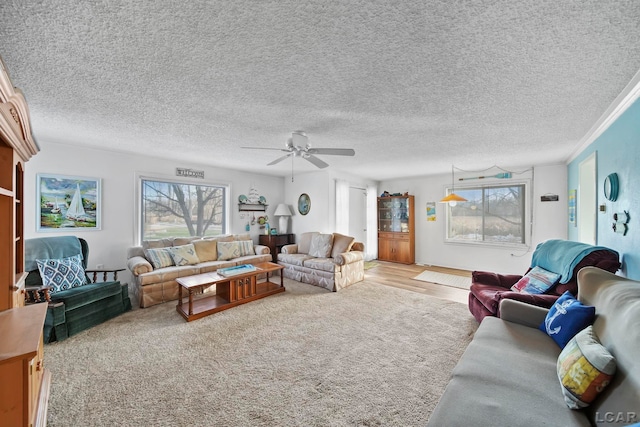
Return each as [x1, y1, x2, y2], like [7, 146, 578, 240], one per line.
[0, 56, 48, 427]
[377, 195, 415, 264]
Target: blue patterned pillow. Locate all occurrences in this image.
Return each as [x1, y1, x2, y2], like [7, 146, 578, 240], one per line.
[36, 254, 87, 294]
[540, 291, 596, 348]
[237, 240, 255, 257]
[168, 244, 200, 266]
[144, 247, 175, 269]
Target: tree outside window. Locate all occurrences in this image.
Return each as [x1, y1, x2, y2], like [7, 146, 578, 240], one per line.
[446, 184, 525, 244]
[141, 179, 227, 240]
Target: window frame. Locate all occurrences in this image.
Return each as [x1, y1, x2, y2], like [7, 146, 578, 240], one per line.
[135, 173, 231, 244]
[444, 179, 531, 249]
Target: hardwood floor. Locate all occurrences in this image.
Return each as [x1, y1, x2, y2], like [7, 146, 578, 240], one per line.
[364, 261, 470, 304]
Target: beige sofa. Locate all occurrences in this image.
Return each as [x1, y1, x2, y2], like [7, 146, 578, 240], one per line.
[277, 232, 365, 291]
[427, 266, 640, 426]
[127, 234, 271, 308]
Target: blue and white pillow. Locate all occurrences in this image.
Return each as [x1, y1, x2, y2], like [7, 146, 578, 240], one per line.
[36, 254, 87, 294]
[540, 291, 596, 348]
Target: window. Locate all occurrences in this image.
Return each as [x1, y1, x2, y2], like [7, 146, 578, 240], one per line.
[140, 178, 228, 241]
[446, 183, 526, 245]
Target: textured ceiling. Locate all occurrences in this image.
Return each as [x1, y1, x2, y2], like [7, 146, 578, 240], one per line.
[2, 0, 640, 180]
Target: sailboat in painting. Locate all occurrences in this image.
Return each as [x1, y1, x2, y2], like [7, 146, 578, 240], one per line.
[65, 183, 90, 221]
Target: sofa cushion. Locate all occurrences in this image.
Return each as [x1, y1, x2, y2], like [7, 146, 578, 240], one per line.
[309, 233, 334, 258]
[36, 254, 87, 293]
[298, 232, 319, 254]
[511, 266, 560, 294]
[331, 233, 355, 258]
[278, 253, 314, 267]
[172, 236, 200, 246]
[143, 239, 172, 249]
[557, 325, 616, 409]
[540, 291, 595, 348]
[193, 239, 218, 262]
[168, 243, 200, 266]
[303, 257, 338, 273]
[144, 247, 175, 269]
[50, 281, 123, 311]
[217, 241, 242, 261]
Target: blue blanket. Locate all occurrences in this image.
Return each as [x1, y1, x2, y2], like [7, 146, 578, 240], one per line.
[530, 239, 618, 284]
[25, 236, 83, 272]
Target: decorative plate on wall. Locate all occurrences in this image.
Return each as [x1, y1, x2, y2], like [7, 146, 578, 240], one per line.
[298, 193, 311, 215]
[604, 173, 619, 202]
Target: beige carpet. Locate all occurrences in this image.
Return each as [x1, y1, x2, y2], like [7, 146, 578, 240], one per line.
[44, 279, 477, 426]
[413, 270, 472, 290]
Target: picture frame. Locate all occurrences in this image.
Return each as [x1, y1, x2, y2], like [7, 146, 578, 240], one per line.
[568, 189, 576, 226]
[37, 173, 102, 231]
[298, 193, 310, 215]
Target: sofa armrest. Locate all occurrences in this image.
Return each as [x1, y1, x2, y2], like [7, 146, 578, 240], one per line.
[254, 244, 270, 255]
[281, 244, 298, 254]
[334, 251, 364, 266]
[499, 299, 549, 328]
[127, 256, 153, 275]
[472, 270, 523, 290]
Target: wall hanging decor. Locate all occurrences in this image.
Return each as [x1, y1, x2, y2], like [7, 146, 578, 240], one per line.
[298, 193, 311, 215]
[37, 173, 101, 231]
[604, 173, 619, 201]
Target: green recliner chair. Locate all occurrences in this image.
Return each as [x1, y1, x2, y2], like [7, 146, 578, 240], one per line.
[25, 236, 132, 343]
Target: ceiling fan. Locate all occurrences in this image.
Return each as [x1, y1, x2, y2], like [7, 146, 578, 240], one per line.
[242, 131, 355, 169]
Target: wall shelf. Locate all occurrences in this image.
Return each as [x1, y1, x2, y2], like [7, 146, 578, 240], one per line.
[238, 203, 268, 212]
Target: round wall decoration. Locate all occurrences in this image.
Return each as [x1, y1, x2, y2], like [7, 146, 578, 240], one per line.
[298, 193, 311, 215]
[604, 173, 619, 202]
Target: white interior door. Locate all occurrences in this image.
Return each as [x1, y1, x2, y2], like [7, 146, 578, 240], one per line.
[578, 152, 597, 245]
[349, 187, 367, 244]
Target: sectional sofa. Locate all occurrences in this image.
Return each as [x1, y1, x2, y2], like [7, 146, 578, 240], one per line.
[427, 267, 640, 426]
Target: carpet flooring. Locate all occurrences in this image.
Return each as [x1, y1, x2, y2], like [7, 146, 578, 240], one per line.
[413, 271, 472, 290]
[44, 278, 477, 426]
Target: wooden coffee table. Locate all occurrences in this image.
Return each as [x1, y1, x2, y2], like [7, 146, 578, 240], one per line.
[176, 262, 285, 321]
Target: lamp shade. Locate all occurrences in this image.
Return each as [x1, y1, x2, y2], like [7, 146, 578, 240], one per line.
[439, 193, 467, 203]
[274, 204, 292, 216]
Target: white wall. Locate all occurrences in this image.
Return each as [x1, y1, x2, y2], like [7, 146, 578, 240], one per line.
[24, 141, 285, 284]
[379, 164, 567, 274]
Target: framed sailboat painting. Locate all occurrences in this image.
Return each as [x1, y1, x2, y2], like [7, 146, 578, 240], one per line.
[36, 173, 102, 231]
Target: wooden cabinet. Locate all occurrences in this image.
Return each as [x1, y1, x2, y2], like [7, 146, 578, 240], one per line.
[259, 234, 295, 262]
[377, 195, 415, 264]
[0, 56, 45, 426]
[0, 303, 51, 427]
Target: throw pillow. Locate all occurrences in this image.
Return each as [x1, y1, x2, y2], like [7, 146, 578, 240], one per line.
[557, 326, 616, 409]
[144, 247, 175, 269]
[193, 239, 218, 262]
[298, 232, 319, 254]
[217, 241, 241, 261]
[36, 254, 87, 294]
[237, 240, 255, 257]
[167, 244, 200, 266]
[540, 291, 596, 348]
[309, 233, 334, 258]
[331, 233, 355, 259]
[511, 266, 561, 294]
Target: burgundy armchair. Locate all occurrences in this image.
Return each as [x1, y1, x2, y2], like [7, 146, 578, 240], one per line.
[468, 240, 620, 323]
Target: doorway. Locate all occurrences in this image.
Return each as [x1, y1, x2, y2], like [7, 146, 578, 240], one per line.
[348, 186, 367, 245]
[578, 152, 597, 245]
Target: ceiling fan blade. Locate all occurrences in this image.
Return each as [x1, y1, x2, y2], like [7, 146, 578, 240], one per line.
[304, 154, 329, 169]
[267, 154, 292, 166]
[306, 148, 355, 156]
[242, 146, 289, 152]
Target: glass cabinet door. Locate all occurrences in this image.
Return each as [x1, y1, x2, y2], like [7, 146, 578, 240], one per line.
[378, 196, 410, 233]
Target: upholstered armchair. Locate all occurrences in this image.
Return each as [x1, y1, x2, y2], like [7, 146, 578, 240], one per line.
[468, 239, 620, 323]
[25, 236, 131, 343]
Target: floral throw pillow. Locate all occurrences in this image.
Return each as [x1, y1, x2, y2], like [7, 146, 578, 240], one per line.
[36, 254, 87, 294]
[309, 233, 334, 258]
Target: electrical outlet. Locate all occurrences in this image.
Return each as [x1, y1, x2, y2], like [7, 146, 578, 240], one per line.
[96, 264, 104, 269]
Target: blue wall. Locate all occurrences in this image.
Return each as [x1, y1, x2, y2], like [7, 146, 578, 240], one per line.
[568, 98, 640, 279]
